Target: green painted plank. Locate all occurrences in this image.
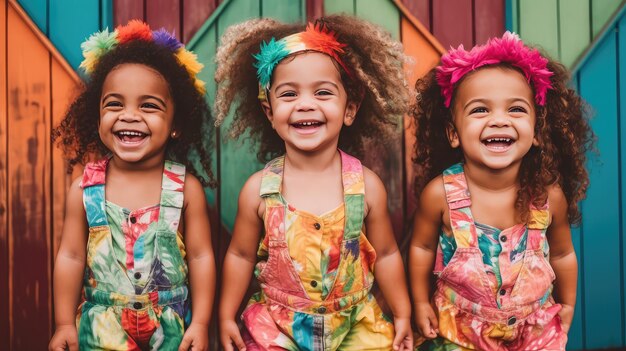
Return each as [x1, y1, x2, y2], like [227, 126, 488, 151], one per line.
[49, 0, 101, 69]
[559, 0, 590, 67]
[324, 0, 355, 15]
[354, 0, 399, 39]
[262, 0, 304, 22]
[518, 0, 559, 60]
[619, 11, 626, 348]
[17, 0, 47, 34]
[591, 0, 622, 36]
[578, 28, 622, 348]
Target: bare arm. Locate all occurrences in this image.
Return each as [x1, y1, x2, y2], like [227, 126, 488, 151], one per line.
[178, 173, 216, 351]
[408, 176, 445, 338]
[547, 186, 577, 333]
[363, 169, 412, 350]
[219, 171, 264, 351]
[49, 178, 87, 351]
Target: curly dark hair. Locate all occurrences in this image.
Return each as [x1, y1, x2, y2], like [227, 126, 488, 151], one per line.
[411, 60, 594, 224]
[53, 40, 216, 187]
[214, 15, 411, 161]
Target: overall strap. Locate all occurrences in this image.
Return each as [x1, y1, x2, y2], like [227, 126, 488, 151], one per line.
[526, 200, 550, 250]
[156, 161, 186, 233]
[80, 157, 110, 228]
[259, 155, 287, 242]
[442, 163, 478, 248]
[339, 150, 365, 241]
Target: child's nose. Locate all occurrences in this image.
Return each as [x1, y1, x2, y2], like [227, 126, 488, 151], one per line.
[118, 110, 142, 122]
[488, 114, 511, 127]
[295, 95, 317, 111]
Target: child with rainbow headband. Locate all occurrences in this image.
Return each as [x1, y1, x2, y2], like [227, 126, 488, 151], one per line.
[49, 21, 216, 351]
[409, 32, 593, 350]
[215, 16, 413, 351]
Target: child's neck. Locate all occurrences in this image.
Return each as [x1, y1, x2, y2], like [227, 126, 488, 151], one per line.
[463, 162, 519, 193]
[284, 145, 339, 173]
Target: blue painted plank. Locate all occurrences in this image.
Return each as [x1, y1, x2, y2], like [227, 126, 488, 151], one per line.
[578, 27, 622, 348]
[619, 11, 626, 348]
[49, 0, 101, 69]
[17, 0, 47, 34]
[101, 0, 113, 29]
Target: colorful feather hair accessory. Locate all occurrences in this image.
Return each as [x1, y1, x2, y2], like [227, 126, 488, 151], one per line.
[79, 20, 206, 94]
[437, 31, 553, 107]
[253, 23, 350, 100]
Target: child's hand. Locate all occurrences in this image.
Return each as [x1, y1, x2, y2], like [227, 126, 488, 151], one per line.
[220, 319, 246, 351]
[392, 317, 414, 350]
[178, 322, 209, 351]
[414, 302, 439, 339]
[48, 325, 78, 351]
[558, 303, 575, 334]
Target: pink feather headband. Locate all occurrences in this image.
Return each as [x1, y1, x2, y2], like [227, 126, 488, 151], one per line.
[437, 31, 553, 107]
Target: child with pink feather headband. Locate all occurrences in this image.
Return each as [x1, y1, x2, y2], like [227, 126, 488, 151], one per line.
[409, 32, 594, 350]
[49, 20, 217, 351]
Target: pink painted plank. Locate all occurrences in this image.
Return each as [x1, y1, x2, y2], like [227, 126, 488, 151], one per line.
[402, 0, 430, 31]
[114, 0, 145, 26]
[146, 0, 181, 40]
[432, 0, 473, 49]
[474, 0, 504, 44]
[182, 0, 217, 42]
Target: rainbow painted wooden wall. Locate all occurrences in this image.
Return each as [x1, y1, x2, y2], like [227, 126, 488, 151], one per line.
[2, 0, 625, 349]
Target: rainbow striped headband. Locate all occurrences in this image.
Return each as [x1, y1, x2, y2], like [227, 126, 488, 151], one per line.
[79, 20, 206, 94]
[253, 23, 350, 101]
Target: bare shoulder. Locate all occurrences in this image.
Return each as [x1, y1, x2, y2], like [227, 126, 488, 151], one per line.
[67, 176, 85, 204]
[240, 170, 265, 218]
[547, 184, 568, 217]
[418, 175, 447, 220]
[362, 166, 387, 214]
[183, 172, 207, 204]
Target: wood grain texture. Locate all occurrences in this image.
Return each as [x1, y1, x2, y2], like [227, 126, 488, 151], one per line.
[114, 0, 144, 26]
[146, 0, 181, 39]
[432, 0, 472, 49]
[0, 0, 9, 348]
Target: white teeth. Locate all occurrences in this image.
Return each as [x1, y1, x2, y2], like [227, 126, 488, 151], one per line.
[486, 137, 511, 143]
[117, 131, 145, 136]
[298, 121, 318, 126]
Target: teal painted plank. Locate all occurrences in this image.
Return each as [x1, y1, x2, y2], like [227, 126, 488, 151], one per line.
[324, 0, 354, 15]
[262, 0, 304, 22]
[578, 28, 622, 348]
[518, 0, 559, 60]
[591, 0, 622, 36]
[49, 0, 101, 69]
[17, 0, 47, 34]
[620, 12, 626, 348]
[505, 0, 516, 31]
[101, 0, 113, 29]
[558, 0, 590, 67]
[354, 0, 399, 39]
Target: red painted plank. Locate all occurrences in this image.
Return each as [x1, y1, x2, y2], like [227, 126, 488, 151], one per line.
[402, 0, 430, 31]
[306, 0, 323, 22]
[114, 0, 145, 26]
[8, 4, 51, 349]
[432, 0, 473, 49]
[474, 0, 504, 44]
[0, 0, 9, 346]
[182, 0, 217, 42]
[146, 0, 181, 40]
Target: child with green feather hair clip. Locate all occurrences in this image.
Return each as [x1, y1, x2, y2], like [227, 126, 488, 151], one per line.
[49, 20, 216, 351]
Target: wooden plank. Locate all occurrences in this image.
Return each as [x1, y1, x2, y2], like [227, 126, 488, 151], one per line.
[0, 0, 9, 348]
[432, 0, 472, 49]
[15, 0, 46, 34]
[146, 0, 181, 40]
[355, 0, 399, 39]
[8, 4, 51, 349]
[474, 0, 504, 45]
[49, 0, 101, 70]
[182, 0, 216, 43]
[620, 12, 626, 348]
[578, 28, 622, 349]
[591, 0, 622, 37]
[306, 0, 323, 21]
[263, 0, 303, 22]
[101, 0, 113, 29]
[401, 16, 441, 218]
[558, 0, 589, 67]
[323, 0, 353, 15]
[518, 0, 559, 60]
[114, 0, 144, 26]
[402, 0, 430, 31]
[505, 0, 516, 31]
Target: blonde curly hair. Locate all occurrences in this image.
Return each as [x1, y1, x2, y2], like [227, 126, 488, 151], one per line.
[214, 15, 411, 161]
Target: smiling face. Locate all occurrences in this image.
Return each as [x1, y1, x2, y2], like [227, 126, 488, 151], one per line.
[261, 52, 358, 155]
[99, 63, 175, 167]
[448, 66, 538, 171]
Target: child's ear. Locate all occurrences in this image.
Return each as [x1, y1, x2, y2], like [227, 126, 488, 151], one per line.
[343, 100, 360, 126]
[260, 100, 275, 128]
[446, 123, 460, 148]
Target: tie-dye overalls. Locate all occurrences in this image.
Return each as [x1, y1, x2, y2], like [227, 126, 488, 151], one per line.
[242, 151, 395, 350]
[76, 158, 190, 350]
[419, 164, 567, 351]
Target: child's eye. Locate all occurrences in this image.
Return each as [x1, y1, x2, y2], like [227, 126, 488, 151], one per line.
[470, 107, 488, 114]
[278, 91, 297, 98]
[142, 102, 161, 110]
[509, 106, 527, 113]
[316, 90, 333, 96]
[103, 101, 122, 108]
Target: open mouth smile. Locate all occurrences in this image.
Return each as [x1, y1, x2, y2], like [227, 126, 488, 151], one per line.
[482, 137, 515, 152]
[115, 130, 149, 144]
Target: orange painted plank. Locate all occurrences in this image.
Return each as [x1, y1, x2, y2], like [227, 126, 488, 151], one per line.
[0, 0, 9, 347]
[7, 4, 52, 349]
[401, 17, 442, 216]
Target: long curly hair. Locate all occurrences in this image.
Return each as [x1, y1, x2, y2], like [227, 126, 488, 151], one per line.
[412, 60, 594, 224]
[53, 40, 217, 187]
[214, 15, 411, 161]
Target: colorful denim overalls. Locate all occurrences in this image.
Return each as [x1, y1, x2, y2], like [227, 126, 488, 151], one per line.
[242, 151, 395, 351]
[76, 158, 190, 350]
[419, 164, 566, 351]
